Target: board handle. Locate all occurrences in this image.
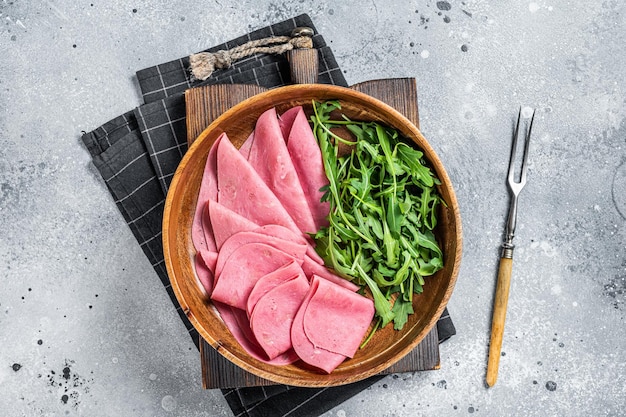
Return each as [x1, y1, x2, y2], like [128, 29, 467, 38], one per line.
[286, 48, 319, 84]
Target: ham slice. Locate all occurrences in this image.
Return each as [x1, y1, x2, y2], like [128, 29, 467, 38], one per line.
[301, 255, 360, 292]
[278, 106, 300, 139]
[253, 224, 324, 265]
[194, 251, 215, 297]
[247, 108, 317, 234]
[201, 201, 215, 254]
[252, 224, 307, 245]
[214, 301, 299, 365]
[216, 133, 300, 234]
[246, 260, 304, 316]
[284, 107, 330, 230]
[290, 276, 347, 373]
[239, 131, 255, 160]
[210, 243, 297, 310]
[192, 134, 223, 253]
[214, 231, 307, 280]
[199, 250, 218, 273]
[208, 200, 259, 250]
[249, 273, 310, 359]
[302, 275, 375, 358]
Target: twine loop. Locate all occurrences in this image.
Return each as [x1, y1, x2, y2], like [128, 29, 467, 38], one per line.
[189, 27, 314, 81]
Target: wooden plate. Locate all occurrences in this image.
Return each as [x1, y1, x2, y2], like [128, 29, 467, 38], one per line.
[163, 83, 462, 387]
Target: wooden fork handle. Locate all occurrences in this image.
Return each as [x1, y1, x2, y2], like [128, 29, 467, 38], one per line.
[486, 256, 513, 387]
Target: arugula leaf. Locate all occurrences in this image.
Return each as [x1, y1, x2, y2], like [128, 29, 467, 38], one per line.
[355, 260, 395, 328]
[391, 295, 414, 331]
[396, 142, 435, 187]
[366, 212, 384, 240]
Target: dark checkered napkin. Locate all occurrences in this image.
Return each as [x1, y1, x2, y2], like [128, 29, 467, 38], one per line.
[132, 98, 188, 195]
[222, 376, 385, 417]
[81, 111, 200, 347]
[81, 14, 455, 417]
[82, 110, 138, 155]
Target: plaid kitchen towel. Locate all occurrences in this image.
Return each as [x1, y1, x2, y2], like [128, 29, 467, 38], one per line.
[81, 14, 455, 417]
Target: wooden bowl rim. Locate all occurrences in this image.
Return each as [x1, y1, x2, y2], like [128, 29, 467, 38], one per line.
[163, 83, 463, 387]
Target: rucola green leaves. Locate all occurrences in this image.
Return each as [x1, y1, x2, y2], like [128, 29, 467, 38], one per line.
[310, 100, 444, 334]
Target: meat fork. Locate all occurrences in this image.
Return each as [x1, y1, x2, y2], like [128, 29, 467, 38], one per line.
[486, 108, 535, 387]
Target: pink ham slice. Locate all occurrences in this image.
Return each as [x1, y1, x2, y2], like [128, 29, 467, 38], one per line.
[208, 200, 259, 250]
[278, 106, 300, 139]
[252, 224, 307, 245]
[201, 202, 216, 254]
[247, 108, 317, 234]
[231, 304, 300, 364]
[214, 301, 299, 365]
[194, 251, 215, 297]
[246, 260, 304, 316]
[253, 224, 324, 265]
[216, 133, 300, 234]
[249, 273, 310, 359]
[210, 242, 298, 310]
[239, 131, 255, 160]
[303, 275, 375, 358]
[283, 107, 330, 230]
[290, 276, 347, 373]
[214, 231, 307, 281]
[199, 250, 218, 273]
[301, 255, 360, 292]
[192, 134, 223, 253]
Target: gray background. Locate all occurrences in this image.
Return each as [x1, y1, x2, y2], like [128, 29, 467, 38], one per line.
[1, 0, 624, 416]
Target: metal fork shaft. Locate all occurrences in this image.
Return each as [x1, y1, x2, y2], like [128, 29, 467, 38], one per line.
[502, 194, 519, 259]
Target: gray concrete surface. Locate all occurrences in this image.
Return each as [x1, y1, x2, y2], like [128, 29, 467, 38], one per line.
[1, 0, 625, 416]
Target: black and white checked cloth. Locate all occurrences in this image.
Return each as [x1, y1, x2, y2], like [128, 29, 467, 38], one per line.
[81, 14, 455, 417]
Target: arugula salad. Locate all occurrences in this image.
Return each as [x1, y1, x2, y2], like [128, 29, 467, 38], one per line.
[310, 100, 444, 342]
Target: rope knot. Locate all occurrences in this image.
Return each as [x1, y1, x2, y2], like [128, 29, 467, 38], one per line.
[290, 35, 313, 50]
[212, 50, 232, 69]
[189, 27, 314, 81]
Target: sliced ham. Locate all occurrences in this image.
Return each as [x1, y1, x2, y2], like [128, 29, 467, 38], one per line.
[249, 273, 310, 359]
[189, 107, 377, 373]
[252, 224, 308, 246]
[216, 133, 300, 234]
[214, 231, 307, 280]
[230, 305, 299, 364]
[199, 250, 218, 273]
[284, 107, 330, 230]
[201, 201, 215, 253]
[253, 224, 324, 265]
[239, 131, 255, 160]
[194, 251, 215, 297]
[290, 276, 347, 373]
[246, 260, 305, 316]
[301, 255, 360, 292]
[208, 200, 259, 250]
[214, 301, 299, 365]
[278, 106, 301, 139]
[247, 108, 317, 234]
[210, 243, 297, 310]
[302, 275, 375, 358]
[192, 134, 223, 253]
[306, 245, 325, 266]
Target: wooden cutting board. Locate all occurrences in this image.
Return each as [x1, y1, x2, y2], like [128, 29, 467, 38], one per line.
[184, 51, 439, 389]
